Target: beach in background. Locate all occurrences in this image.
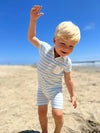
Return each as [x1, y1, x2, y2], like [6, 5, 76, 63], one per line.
[72, 60, 100, 67]
[0, 65, 100, 133]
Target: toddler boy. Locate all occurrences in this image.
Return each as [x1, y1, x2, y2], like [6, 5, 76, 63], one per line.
[28, 5, 80, 133]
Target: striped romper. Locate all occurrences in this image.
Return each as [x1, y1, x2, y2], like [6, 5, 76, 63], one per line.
[37, 41, 72, 109]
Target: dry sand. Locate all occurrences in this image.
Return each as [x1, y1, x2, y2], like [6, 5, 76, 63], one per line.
[0, 65, 100, 133]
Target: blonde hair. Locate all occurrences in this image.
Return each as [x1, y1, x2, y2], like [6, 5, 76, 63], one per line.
[55, 21, 81, 43]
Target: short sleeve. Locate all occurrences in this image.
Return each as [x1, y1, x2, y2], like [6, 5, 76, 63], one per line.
[64, 57, 72, 72]
[39, 41, 51, 55]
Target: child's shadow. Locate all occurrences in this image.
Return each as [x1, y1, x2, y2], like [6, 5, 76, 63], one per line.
[18, 130, 40, 133]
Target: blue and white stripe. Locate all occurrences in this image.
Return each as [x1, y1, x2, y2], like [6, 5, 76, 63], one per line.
[37, 41, 72, 109]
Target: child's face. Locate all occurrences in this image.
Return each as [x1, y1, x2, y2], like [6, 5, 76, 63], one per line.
[53, 37, 77, 57]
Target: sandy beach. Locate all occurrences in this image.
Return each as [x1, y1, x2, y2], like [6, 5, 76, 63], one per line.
[0, 65, 100, 133]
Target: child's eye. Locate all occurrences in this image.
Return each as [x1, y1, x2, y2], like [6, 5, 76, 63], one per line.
[69, 45, 73, 48]
[61, 43, 65, 45]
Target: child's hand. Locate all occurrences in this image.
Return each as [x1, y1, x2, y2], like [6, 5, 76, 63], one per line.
[30, 5, 44, 21]
[70, 96, 77, 109]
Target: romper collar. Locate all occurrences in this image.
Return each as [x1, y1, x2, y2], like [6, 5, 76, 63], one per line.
[49, 46, 68, 62]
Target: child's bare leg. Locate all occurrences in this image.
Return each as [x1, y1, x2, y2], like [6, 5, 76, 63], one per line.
[38, 105, 48, 133]
[52, 108, 64, 133]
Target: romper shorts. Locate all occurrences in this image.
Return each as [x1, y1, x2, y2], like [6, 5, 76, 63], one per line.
[37, 89, 63, 109]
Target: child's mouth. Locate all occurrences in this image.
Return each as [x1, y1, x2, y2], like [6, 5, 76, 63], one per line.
[61, 51, 67, 54]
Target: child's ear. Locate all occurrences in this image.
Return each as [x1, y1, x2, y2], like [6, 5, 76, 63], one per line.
[53, 37, 56, 44]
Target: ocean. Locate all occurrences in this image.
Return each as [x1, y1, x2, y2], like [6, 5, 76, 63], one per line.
[72, 61, 100, 67]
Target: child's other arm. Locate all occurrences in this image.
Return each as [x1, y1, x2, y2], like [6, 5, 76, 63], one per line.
[28, 5, 44, 48]
[64, 72, 77, 108]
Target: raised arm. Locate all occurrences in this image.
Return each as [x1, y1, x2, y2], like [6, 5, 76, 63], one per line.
[28, 5, 44, 48]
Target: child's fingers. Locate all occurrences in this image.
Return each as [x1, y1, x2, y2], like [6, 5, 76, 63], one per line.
[38, 13, 44, 17]
[32, 5, 42, 13]
[33, 5, 40, 9]
[30, 8, 38, 15]
[30, 8, 36, 15]
[73, 101, 77, 108]
[71, 98, 77, 108]
[36, 6, 42, 13]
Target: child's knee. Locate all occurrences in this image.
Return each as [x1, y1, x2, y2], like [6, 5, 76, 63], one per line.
[38, 105, 48, 117]
[52, 109, 63, 120]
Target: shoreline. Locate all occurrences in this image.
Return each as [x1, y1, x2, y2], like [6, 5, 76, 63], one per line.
[0, 65, 100, 72]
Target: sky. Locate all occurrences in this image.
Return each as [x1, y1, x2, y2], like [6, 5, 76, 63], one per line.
[0, 0, 100, 65]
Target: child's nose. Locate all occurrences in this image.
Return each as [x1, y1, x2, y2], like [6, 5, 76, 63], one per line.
[64, 45, 68, 49]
